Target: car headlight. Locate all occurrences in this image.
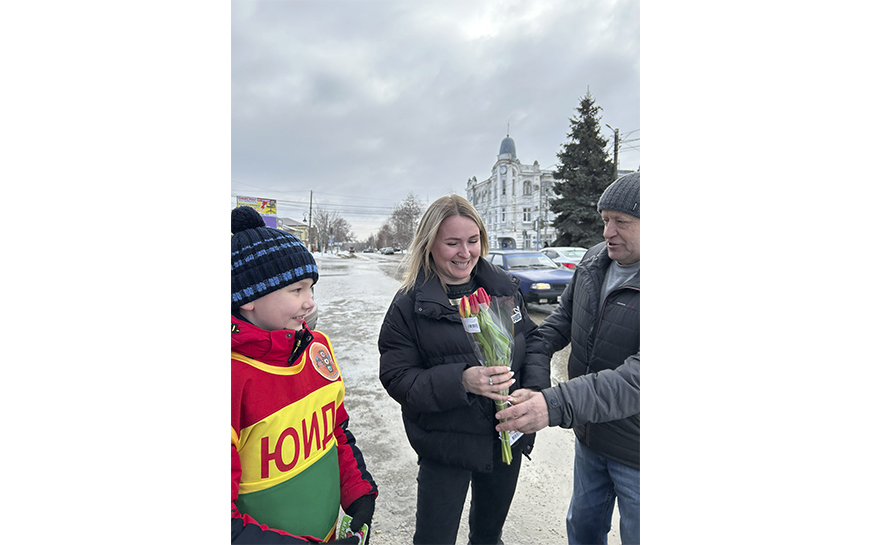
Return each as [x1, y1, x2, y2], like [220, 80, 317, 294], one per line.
[530, 282, 552, 290]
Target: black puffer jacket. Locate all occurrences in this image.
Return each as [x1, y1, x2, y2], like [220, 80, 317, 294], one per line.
[539, 241, 640, 469]
[378, 259, 551, 473]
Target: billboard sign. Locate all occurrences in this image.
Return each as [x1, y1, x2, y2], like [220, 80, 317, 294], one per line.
[236, 196, 278, 228]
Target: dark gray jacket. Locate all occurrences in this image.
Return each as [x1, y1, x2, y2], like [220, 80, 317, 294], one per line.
[378, 259, 551, 472]
[538, 241, 640, 469]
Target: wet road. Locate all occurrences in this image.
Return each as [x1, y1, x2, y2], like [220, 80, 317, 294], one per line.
[313, 252, 619, 544]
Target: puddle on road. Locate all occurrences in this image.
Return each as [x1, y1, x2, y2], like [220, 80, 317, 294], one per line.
[315, 261, 352, 276]
[378, 262, 405, 282]
[315, 254, 406, 281]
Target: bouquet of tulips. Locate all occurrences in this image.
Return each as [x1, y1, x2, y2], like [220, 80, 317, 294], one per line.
[458, 287, 516, 464]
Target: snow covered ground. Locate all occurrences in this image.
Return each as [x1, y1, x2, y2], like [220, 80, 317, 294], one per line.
[312, 252, 621, 544]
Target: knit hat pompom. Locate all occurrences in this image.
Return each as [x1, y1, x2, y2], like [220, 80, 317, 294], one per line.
[597, 171, 640, 218]
[231, 205, 266, 234]
[231, 206, 318, 309]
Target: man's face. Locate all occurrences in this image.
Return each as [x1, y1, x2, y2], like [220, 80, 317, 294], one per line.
[601, 210, 640, 265]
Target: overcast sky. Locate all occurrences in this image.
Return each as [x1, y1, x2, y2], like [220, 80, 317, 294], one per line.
[231, 0, 639, 240]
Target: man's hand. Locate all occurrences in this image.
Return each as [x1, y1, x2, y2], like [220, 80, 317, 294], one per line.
[495, 388, 550, 434]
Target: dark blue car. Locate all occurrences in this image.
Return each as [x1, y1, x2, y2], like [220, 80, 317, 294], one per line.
[484, 250, 575, 305]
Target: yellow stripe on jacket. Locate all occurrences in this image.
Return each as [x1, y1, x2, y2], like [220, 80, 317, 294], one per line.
[237, 381, 344, 494]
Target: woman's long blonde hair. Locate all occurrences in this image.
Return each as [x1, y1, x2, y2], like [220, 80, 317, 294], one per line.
[398, 194, 489, 293]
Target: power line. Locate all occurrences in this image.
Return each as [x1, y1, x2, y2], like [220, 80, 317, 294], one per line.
[230, 194, 402, 224]
[230, 194, 396, 212]
[231, 179, 401, 204]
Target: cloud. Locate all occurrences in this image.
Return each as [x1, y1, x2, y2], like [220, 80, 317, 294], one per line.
[232, 0, 640, 239]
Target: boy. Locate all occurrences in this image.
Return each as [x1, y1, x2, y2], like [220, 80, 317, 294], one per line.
[231, 206, 377, 543]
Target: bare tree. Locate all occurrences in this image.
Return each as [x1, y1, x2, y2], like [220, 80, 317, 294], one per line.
[376, 222, 394, 249]
[312, 207, 354, 252]
[389, 192, 424, 250]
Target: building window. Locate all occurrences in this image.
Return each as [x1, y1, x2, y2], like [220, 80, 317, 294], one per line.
[501, 207, 506, 223]
[523, 208, 532, 222]
[524, 180, 532, 195]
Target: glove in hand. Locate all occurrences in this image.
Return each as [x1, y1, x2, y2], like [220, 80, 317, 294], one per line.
[345, 493, 375, 533]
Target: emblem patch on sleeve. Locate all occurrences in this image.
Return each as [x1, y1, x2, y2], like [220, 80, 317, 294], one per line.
[309, 342, 340, 381]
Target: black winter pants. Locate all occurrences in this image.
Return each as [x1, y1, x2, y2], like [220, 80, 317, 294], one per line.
[412, 449, 522, 545]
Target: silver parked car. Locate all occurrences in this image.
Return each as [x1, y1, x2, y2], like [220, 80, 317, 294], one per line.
[542, 247, 587, 270]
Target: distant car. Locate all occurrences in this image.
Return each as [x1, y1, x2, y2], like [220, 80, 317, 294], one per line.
[363, 248, 375, 253]
[379, 247, 396, 255]
[542, 247, 587, 270]
[484, 250, 575, 304]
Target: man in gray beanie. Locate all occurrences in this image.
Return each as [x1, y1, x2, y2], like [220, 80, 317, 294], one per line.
[496, 171, 640, 544]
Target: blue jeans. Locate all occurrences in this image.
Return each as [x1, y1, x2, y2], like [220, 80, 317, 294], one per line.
[566, 439, 640, 545]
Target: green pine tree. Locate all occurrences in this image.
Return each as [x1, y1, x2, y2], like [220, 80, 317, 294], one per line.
[550, 91, 615, 248]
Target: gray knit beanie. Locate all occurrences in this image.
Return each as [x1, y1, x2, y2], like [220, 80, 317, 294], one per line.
[597, 171, 640, 218]
[231, 206, 318, 309]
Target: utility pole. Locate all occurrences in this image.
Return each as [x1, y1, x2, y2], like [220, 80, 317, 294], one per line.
[613, 128, 619, 180]
[605, 124, 619, 181]
[534, 217, 541, 251]
[308, 190, 313, 251]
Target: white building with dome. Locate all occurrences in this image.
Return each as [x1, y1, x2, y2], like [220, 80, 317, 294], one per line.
[466, 135, 557, 250]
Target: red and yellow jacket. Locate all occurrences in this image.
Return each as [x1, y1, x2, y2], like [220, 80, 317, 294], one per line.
[231, 315, 377, 543]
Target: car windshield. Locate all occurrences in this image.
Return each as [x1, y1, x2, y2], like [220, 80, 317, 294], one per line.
[563, 249, 586, 258]
[505, 254, 559, 270]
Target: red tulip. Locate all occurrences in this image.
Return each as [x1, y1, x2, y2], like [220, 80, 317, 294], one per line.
[458, 296, 471, 318]
[474, 287, 491, 310]
[468, 292, 480, 315]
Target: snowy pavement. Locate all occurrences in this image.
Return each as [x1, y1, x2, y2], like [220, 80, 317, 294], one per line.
[312, 252, 621, 544]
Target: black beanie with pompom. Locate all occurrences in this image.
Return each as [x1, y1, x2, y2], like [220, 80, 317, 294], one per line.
[231, 206, 318, 309]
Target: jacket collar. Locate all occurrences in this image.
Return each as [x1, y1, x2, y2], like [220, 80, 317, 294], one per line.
[411, 259, 517, 318]
[231, 314, 314, 364]
[584, 241, 640, 289]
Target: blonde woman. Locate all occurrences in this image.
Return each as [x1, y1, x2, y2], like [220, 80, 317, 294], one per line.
[378, 194, 550, 545]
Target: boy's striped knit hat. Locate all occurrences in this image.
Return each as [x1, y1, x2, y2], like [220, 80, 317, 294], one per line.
[231, 206, 318, 309]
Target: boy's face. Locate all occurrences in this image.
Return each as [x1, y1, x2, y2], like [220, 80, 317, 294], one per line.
[239, 278, 315, 331]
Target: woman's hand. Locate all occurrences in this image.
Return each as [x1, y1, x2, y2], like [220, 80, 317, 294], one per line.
[461, 365, 515, 401]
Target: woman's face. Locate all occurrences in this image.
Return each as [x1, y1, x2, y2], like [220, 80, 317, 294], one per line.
[431, 215, 481, 285]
